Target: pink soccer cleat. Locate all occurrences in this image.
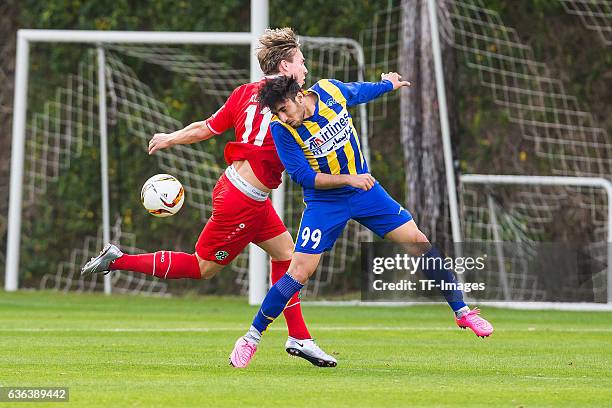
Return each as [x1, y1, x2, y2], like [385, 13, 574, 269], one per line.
[229, 337, 258, 368]
[455, 308, 494, 338]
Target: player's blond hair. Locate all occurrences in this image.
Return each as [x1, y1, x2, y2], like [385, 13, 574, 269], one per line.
[257, 27, 300, 75]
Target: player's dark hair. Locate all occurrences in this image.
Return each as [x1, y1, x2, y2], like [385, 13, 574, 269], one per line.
[257, 75, 302, 111]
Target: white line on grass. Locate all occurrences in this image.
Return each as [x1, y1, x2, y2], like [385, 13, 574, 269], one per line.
[521, 375, 569, 381]
[1, 326, 612, 333]
[304, 301, 612, 312]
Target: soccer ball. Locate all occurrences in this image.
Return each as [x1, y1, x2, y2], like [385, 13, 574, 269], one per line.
[141, 174, 185, 217]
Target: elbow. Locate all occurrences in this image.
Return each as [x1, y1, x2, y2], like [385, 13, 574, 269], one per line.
[290, 170, 316, 189]
[288, 171, 303, 187]
[199, 122, 214, 140]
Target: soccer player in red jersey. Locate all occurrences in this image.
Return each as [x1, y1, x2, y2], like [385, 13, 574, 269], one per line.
[81, 28, 336, 367]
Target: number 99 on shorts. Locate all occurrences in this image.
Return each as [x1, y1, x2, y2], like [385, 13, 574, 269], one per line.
[299, 227, 322, 250]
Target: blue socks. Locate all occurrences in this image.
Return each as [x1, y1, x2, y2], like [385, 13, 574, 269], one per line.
[251, 273, 304, 335]
[422, 246, 467, 312]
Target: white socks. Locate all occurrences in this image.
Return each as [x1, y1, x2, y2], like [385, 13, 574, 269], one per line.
[455, 306, 470, 318]
[245, 325, 262, 344]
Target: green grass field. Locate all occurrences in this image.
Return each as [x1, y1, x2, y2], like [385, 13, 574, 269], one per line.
[1, 292, 610, 407]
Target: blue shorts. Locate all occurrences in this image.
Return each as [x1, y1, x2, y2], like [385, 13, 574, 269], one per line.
[295, 182, 413, 254]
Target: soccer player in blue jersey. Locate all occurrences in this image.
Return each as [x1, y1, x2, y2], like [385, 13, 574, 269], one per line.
[229, 74, 494, 368]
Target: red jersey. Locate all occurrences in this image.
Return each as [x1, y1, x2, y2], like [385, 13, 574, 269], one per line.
[205, 79, 284, 189]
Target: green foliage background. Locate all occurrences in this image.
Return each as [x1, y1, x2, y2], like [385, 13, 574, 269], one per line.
[6, 0, 610, 292]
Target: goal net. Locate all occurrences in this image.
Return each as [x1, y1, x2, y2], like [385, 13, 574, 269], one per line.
[360, 0, 610, 304]
[9, 35, 368, 298]
[560, 0, 612, 46]
[6, 0, 611, 304]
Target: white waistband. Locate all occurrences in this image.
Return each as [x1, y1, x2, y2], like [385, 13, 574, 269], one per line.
[224, 165, 269, 202]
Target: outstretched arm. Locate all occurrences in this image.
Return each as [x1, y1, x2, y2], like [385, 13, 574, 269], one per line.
[148, 121, 215, 155]
[329, 72, 411, 107]
[149, 85, 241, 155]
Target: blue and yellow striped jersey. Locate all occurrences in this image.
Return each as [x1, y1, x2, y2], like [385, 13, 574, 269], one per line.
[270, 78, 393, 199]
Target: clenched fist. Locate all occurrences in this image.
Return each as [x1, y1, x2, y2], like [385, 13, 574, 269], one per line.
[346, 173, 376, 191]
[381, 72, 411, 90]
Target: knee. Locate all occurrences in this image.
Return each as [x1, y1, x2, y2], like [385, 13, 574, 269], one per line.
[287, 260, 315, 284]
[410, 229, 429, 244]
[272, 247, 294, 263]
[197, 259, 221, 280]
[269, 234, 294, 262]
[396, 225, 430, 244]
[402, 227, 431, 256]
[411, 230, 431, 255]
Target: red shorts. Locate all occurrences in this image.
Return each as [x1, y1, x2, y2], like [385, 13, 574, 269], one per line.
[195, 174, 287, 265]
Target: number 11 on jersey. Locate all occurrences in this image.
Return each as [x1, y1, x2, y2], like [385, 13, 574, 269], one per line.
[241, 105, 273, 146]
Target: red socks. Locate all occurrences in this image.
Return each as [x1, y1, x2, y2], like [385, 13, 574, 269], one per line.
[111, 251, 201, 279]
[111, 253, 311, 338]
[271, 259, 311, 340]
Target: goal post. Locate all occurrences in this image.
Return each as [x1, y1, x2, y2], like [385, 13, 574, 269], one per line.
[426, 0, 462, 245]
[6, 29, 261, 297]
[461, 174, 612, 304]
[422, 0, 611, 305]
[6, 3, 268, 298]
[5, 21, 369, 304]
[96, 46, 111, 295]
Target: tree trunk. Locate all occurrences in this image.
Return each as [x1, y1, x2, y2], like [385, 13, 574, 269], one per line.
[400, 0, 454, 245]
